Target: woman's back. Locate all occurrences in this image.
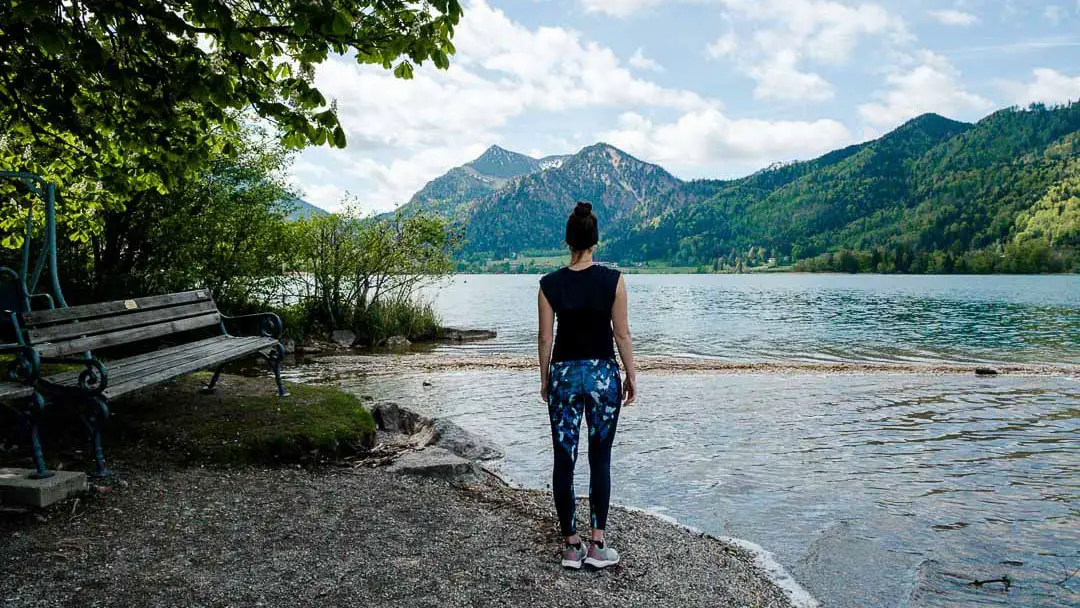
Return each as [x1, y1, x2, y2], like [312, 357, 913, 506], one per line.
[540, 264, 621, 363]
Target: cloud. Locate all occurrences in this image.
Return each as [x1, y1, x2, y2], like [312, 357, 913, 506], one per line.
[629, 47, 664, 71]
[858, 51, 995, 130]
[705, 32, 738, 59]
[701, 0, 908, 105]
[928, 9, 979, 26]
[602, 109, 853, 172]
[1001, 68, 1080, 106]
[1044, 4, 1065, 23]
[580, 0, 667, 17]
[297, 0, 716, 211]
[747, 50, 835, 101]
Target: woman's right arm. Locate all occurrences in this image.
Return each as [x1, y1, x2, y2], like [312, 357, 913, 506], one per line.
[538, 287, 555, 403]
[611, 275, 637, 405]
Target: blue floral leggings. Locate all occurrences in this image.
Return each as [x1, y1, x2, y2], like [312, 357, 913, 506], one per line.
[547, 358, 622, 536]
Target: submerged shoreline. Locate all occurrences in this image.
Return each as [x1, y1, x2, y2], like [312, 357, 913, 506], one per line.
[297, 352, 1079, 378]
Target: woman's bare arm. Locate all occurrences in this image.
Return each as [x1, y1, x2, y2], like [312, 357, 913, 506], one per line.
[538, 287, 555, 402]
[611, 275, 637, 405]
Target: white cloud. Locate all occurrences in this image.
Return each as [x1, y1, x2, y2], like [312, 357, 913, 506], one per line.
[299, 183, 350, 212]
[723, 0, 907, 64]
[702, 0, 908, 106]
[1044, 4, 1065, 23]
[603, 110, 853, 171]
[580, 0, 667, 17]
[858, 51, 995, 130]
[747, 50, 835, 101]
[1001, 68, 1080, 106]
[928, 9, 979, 26]
[705, 32, 738, 59]
[298, 0, 716, 211]
[629, 47, 664, 71]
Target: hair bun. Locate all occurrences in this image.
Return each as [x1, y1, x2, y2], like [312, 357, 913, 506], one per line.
[573, 202, 592, 217]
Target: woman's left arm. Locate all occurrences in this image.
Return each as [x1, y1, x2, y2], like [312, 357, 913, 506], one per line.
[538, 287, 555, 402]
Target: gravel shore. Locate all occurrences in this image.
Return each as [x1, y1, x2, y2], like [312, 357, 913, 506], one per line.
[1, 465, 799, 607]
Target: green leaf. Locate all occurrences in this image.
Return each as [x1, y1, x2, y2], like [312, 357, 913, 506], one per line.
[393, 61, 414, 79]
[332, 126, 346, 148]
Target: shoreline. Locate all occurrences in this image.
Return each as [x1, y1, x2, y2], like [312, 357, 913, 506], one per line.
[479, 463, 820, 608]
[298, 352, 1079, 378]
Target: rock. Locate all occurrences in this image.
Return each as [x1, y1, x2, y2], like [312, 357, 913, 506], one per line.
[975, 368, 999, 376]
[422, 381, 433, 387]
[372, 402, 426, 435]
[384, 335, 411, 349]
[386, 447, 479, 478]
[295, 345, 322, 355]
[330, 330, 357, 347]
[432, 419, 504, 461]
[436, 327, 498, 342]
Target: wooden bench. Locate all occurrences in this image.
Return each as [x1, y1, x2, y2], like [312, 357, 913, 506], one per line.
[14, 289, 287, 476]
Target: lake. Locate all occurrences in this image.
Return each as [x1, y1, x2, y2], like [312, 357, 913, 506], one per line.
[295, 274, 1080, 608]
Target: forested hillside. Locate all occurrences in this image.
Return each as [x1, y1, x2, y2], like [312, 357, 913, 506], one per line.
[402, 103, 1080, 273]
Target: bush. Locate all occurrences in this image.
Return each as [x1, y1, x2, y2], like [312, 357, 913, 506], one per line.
[353, 296, 440, 345]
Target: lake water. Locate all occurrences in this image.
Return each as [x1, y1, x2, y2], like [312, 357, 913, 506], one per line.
[297, 274, 1080, 607]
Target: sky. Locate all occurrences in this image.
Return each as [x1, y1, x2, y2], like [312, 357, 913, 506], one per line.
[290, 0, 1080, 213]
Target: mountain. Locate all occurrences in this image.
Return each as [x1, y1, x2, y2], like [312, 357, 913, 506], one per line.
[283, 196, 329, 221]
[402, 103, 1080, 273]
[398, 145, 549, 219]
[606, 104, 1080, 272]
[462, 143, 683, 255]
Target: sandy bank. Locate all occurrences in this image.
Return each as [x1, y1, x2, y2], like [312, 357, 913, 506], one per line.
[299, 352, 1077, 378]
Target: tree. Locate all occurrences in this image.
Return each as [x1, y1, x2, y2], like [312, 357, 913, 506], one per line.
[0, 0, 462, 234]
[289, 206, 459, 337]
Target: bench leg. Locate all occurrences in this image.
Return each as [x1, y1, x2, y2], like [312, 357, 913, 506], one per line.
[264, 343, 289, 397]
[79, 397, 111, 478]
[202, 366, 225, 394]
[24, 394, 53, 480]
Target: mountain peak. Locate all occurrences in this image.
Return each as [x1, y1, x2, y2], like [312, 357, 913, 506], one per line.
[467, 145, 540, 179]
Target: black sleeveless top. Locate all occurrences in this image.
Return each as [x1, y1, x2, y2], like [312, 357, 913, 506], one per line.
[540, 265, 621, 362]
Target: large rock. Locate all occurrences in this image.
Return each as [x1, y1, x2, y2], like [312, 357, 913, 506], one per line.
[371, 403, 503, 461]
[386, 447, 479, 478]
[372, 402, 423, 434]
[330, 330, 357, 347]
[436, 327, 497, 342]
[383, 335, 411, 349]
[433, 419, 504, 461]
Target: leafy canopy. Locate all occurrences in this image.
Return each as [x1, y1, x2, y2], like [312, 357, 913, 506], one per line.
[0, 0, 462, 224]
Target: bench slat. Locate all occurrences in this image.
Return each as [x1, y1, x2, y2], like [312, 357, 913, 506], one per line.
[44, 336, 265, 387]
[0, 382, 33, 401]
[103, 338, 276, 399]
[35, 313, 222, 358]
[22, 290, 212, 326]
[26, 300, 219, 343]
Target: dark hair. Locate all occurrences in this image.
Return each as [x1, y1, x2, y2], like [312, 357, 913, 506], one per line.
[565, 201, 598, 251]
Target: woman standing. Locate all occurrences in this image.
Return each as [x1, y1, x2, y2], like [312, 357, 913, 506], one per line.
[537, 201, 638, 570]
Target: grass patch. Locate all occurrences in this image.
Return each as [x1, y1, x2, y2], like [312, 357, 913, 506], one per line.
[109, 373, 375, 466]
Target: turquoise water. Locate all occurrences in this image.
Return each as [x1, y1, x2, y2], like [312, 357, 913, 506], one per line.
[303, 274, 1080, 607]
[422, 274, 1080, 365]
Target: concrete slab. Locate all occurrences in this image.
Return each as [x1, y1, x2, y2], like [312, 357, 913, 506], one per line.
[0, 468, 88, 508]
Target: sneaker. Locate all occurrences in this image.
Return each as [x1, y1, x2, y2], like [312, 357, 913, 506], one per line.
[561, 542, 587, 569]
[585, 543, 620, 569]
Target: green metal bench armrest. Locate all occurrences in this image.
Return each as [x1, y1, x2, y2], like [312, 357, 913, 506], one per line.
[221, 312, 284, 340]
[37, 357, 109, 397]
[1, 343, 40, 384]
[29, 293, 55, 309]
